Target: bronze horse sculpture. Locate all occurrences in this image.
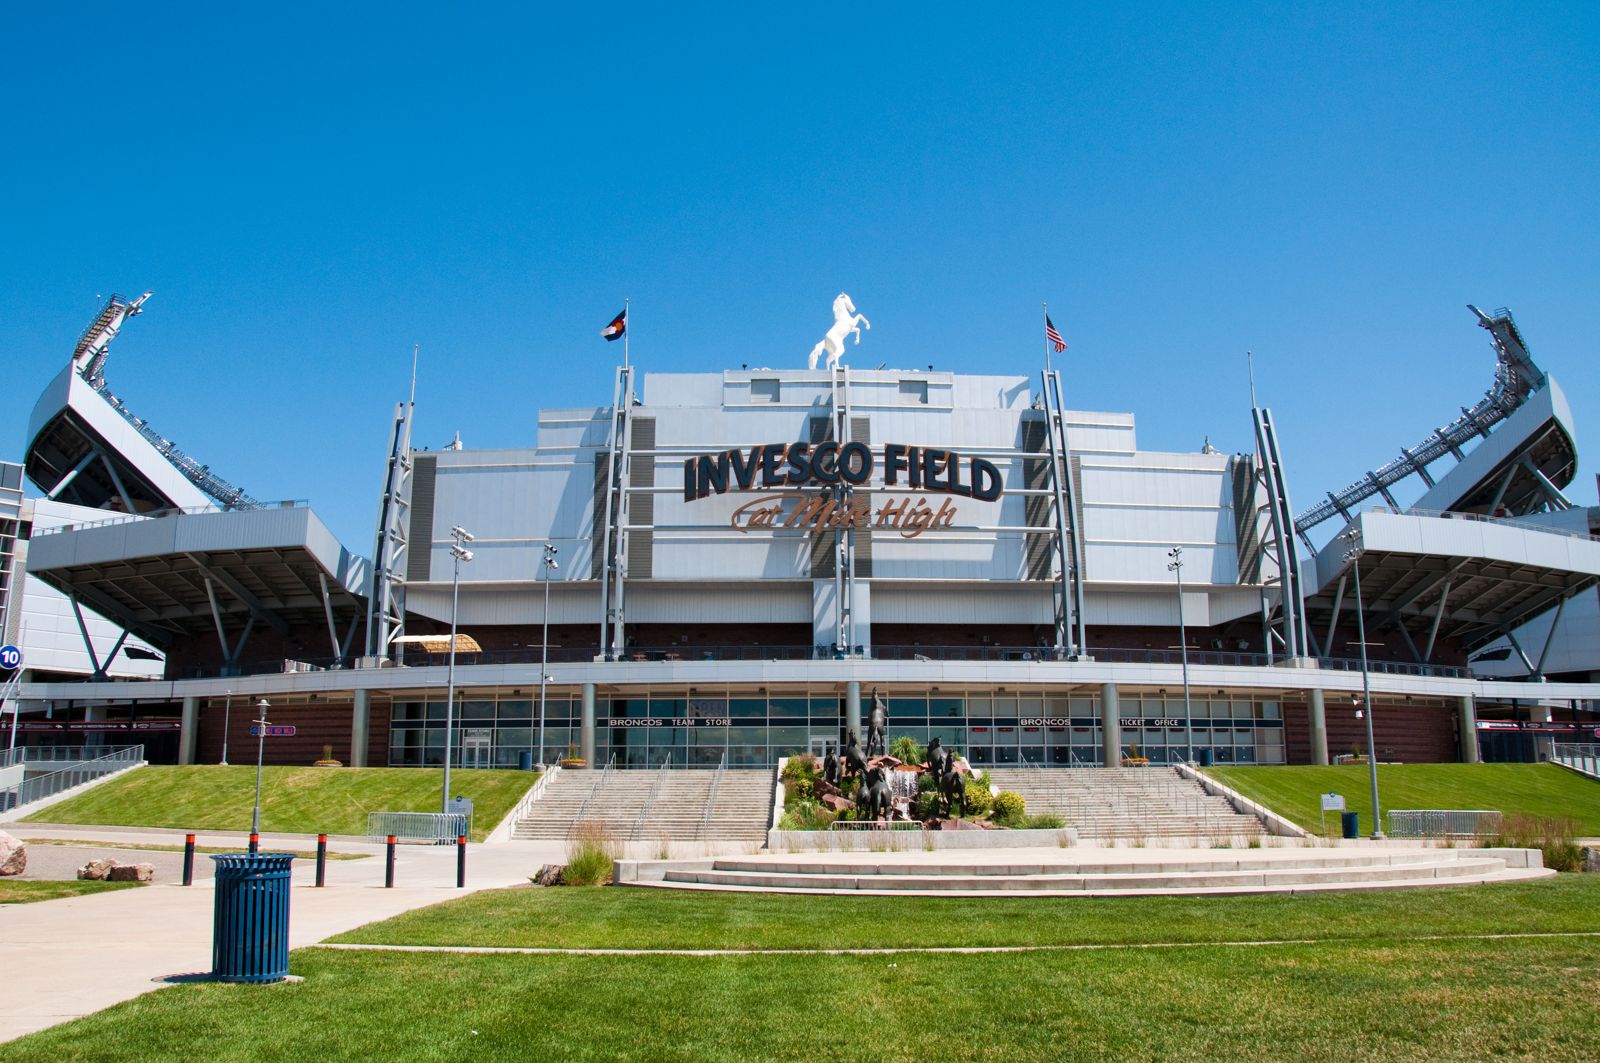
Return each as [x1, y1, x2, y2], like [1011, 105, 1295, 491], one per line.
[937, 759, 966, 819]
[841, 730, 868, 780]
[924, 737, 948, 777]
[858, 765, 893, 821]
[822, 745, 840, 786]
[865, 691, 889, 757]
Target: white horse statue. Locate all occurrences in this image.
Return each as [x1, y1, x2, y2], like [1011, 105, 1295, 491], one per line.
[807, 292, 871, 370]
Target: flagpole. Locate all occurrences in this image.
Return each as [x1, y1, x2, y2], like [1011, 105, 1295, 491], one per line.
[1042, 301, 1053, 374]
[623, 297, 630, 371]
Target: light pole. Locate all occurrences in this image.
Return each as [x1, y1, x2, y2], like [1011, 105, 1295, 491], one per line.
[220, 688, 233, 765]
[1168, 546, 1194, 764]
[1342, 527, 1385, 840]
[250, 698, 269, 852]
[443, 525, 474, 814]
[536, 543, 559, 769]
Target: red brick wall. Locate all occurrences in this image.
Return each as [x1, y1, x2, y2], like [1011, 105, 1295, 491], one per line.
[1283, 697, 1459, 764]
[194, 698, 391, 767]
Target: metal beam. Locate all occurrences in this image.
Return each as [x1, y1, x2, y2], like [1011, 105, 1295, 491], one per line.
[47, 450, 98, 500]
[318, 571, 342, 659]
[1323, 573, 1347, 661]
[185, 553, 290, 636]
[68, 594, 103, 676]
[1535, 594, 1569, 677]
[1421, 576, 1454, 663]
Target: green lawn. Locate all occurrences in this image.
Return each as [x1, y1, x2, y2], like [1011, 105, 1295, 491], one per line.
[9, 937, 1599, 1060]
[0, 879, 140, 904]
[22, 766, 536, 842]
[1208, 763, 1600, 836]
[335, 874, 1600, 951]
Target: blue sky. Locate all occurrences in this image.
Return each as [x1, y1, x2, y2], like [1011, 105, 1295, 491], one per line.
[3, 2, 1596, 551]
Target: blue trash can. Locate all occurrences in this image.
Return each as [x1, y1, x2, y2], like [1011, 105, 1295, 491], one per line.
[1199, 749, 1215, 767]
[518, 751, 534, 772]
[211, 853, 295, 983]
[1340, 811, 1360, 839]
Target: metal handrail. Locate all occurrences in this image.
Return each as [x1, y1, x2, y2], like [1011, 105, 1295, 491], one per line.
[13, 744, 143, 764]
[565, 753, 615, 840]
[507, 764, 560, 834]
[1363, 505, 1596, 542]
[630, 752, 673, 840]
[2, 744, 144, 810]
[698, 753, 728, 839]
[1554, 743, 1600, 778]
[32, 501, 309, 536]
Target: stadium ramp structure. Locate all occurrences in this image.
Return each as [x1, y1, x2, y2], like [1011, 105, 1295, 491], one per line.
[25, 293, 262, 515]
[1293, 306, 1573, 550]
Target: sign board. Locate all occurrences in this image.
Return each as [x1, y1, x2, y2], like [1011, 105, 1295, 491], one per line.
[0, 644, 20, 671]
[1321, 793, 1346, 812]
[250, 724, 297, 737]
[447, 796, 474, 817]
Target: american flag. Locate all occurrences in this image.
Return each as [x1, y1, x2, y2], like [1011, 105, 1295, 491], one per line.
[1045, 314, 1067, 353]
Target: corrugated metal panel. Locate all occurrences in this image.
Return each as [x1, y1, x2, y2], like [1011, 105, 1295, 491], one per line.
[809, 414, 834, 578]
[1020, 416, 1051, 580]
[589, 454, 608, 580]
[1232, 455, 1262, 584]
[406, 455, 436, 582]
[629, 417, 655, 579]
[850, 414, 872, 579]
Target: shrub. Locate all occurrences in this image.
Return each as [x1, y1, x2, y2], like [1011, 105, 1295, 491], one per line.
[778, 797, 836, 831]
[784, 777, 815, 802]
[1486, 814, 1582, 871]
[841, 775, 860, 798]
[991, 790, 1026, 825]
[914, 792, 942, 820]
[563, 821, 618, 886]
[1023, 813, 1065, 830]
[780, 756, 820, 783]
[963, 779, 993, 817]
[889, 736, 924, 765]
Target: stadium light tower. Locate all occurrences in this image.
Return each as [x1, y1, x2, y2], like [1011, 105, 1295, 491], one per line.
[536, 543, 559, 769]
[1341, 526, 1386, 840]
[1168, 546, 1194, 764]
[443, 526, 474, 814]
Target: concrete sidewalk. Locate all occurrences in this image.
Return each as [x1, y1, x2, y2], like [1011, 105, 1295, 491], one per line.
[0, 836, 565, 1044]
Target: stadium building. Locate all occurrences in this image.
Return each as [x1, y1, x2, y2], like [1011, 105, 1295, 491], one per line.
[3, 294, 1598, 774]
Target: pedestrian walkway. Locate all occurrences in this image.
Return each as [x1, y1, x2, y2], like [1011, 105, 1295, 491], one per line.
[0, 832, 563, 1044]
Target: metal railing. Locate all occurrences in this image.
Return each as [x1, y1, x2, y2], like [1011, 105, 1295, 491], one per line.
[566, 753, 615, 839]
[32, 500, 308, 536]
[13, 744, 143, 765]
[630, 752, 673, 840]
[506, 765, 559, 835]
[1388, 810, 1504, 838]
[1554, 744, 1600, 778]
[0, 745, 144, 811]
[698, 753, 728, 840]
[366, 811, 471, 843]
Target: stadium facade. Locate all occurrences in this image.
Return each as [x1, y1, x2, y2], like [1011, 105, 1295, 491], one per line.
[4, 294, 1598, 771]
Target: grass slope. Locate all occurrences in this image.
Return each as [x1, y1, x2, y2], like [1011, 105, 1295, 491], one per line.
[10, 939, 1600, 1060]
[334, 874, 1600, 951]
[0, 880, 140, 904]
[1208, 763, 1600, 836]
[23, 766, 536, 841]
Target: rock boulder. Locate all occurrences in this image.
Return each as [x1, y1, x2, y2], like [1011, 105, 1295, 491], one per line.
[107, 863, 156, 882]
[0, 830, 26, 876]
[77, 858, 117, 881]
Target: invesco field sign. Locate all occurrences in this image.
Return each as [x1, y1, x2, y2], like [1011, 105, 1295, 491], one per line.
[682, 442, 1004, 539]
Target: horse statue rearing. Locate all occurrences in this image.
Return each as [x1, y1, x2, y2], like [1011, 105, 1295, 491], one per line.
[807, 292, 871, 370]
[842, 730, 868, 780]
[866, 691, 889, 758]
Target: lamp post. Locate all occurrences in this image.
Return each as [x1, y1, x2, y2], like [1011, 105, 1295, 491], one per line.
[1167, 546, 1194, 764]
[443, 525, 474, 814]
[250, 698, 269, 852]
[536, 543, 559, 769]
[220, 688, 233, 765]
[1342, 528, 1385, 840]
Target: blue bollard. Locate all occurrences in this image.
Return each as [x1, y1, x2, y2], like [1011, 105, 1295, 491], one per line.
[210, 853, 295, 983]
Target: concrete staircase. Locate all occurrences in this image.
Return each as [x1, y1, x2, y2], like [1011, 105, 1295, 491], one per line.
[512, 768, 773, 842]
[637, 848, 1551, 896]
[985, 767, 1265, 840]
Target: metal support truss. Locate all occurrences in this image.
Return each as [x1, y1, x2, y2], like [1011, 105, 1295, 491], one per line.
[1039, 369, 1088, 658]
[1293, 305, 1546, 537]
[365, 398, 415, 658]
[597, 365, 636, 660]
[829, 365, 857, 654]
[1253, 406, 1312, 661]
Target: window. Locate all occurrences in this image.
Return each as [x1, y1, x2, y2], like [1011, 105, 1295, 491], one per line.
[899, 379, 928, 404]
[751, 378, 780, 403]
